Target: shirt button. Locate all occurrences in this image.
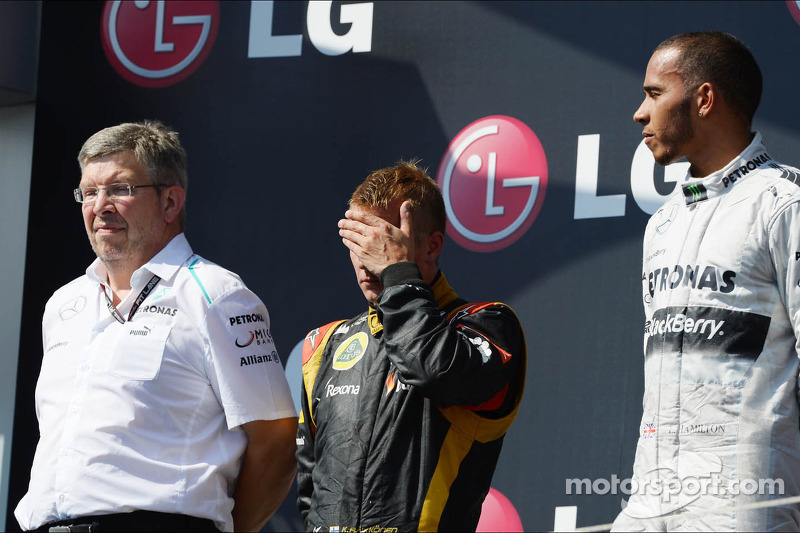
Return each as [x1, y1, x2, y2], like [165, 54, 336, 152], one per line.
[58, 494, 65, 502]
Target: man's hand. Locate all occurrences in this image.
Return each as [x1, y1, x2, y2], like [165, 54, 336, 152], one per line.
[338, 200, 415, 278]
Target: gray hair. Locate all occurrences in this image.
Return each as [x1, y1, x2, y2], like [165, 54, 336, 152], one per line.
[78, 120, 188, 229]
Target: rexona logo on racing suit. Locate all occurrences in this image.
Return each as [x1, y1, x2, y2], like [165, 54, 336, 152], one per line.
[645, 306, 770, 359]
[325, 377, 360, 398]
[646, 265, 735, 298]
[332, 332, 368, 370]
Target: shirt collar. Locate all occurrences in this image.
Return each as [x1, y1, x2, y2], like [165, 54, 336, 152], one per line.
[430, 270, 460, 310]
[86, 233, 194, 286]
[682, 131, 774, 206]
[365, 269, 461, 336]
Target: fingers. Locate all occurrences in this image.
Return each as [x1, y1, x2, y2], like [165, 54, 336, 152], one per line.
[340, 235, 359, 255]
[337, 217, 370, 247]
[399, 201, 413, 239]
[343, 209, 384, 226]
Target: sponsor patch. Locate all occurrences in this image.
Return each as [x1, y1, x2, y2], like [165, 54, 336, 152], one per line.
[140, 305, 178, 316]
[228, 313, 264, 326]
[59, 296, 87, 321]
[236, 331, 255, 347]
[682, 183, 708, 204]
[150, 286, 171, 302]
[646, 264, 735, 298]
[645, 306, 770, 359]
[655, 204, 678, 235]
[721, 152, 772, 187]
[128, 325, 154, 336]
[46, 341, 68, 353]
[469, 335, 492, 363]
[235, 328, 272, 348]
[240, 352, 279, 366]
[325, 377, 360, 397]
[667, 424, 726, 436]
[333, 332, 368, 370]
[385, 371, 410, 396]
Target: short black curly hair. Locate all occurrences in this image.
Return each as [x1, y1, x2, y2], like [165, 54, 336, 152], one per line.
[655, 31, 762, 127]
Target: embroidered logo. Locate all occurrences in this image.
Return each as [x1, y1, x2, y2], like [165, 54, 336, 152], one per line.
[59, 296, 87, 320]
[332, 332, 368, 371]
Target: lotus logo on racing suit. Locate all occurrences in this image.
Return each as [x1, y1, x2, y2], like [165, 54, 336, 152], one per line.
[332, 332, 368, 370]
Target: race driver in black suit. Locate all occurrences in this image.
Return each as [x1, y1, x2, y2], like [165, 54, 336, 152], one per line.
[295, 160, 527, 532]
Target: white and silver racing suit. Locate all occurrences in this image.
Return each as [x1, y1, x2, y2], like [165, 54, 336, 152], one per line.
[613, 133, 800, 531]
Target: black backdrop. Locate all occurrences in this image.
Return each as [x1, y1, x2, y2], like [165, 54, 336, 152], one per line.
[9, 2, 800, 530]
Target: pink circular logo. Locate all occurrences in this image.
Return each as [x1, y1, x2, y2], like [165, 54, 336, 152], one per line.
[788, 1, 800, 26]
[436, 115, 548, 253]
[101, 1, 219, 88]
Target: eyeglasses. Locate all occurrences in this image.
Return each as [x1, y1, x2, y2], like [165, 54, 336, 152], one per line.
[73, 183, 163, 204]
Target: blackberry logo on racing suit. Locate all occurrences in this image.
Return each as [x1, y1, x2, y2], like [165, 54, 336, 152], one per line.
[645, 306, 770, 359]
[332, 332, 368, 370]
[646, 264, 735, 298]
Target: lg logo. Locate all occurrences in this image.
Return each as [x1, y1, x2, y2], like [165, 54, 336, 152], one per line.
[437, 116, 547, 253]
[438, 116, 689, 253]
[101, 1, 219, 87]
[101, 1, 374, 88]
[788, 1, 800, 26]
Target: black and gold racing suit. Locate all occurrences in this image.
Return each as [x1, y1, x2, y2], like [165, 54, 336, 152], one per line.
[296, 262, 526, 532]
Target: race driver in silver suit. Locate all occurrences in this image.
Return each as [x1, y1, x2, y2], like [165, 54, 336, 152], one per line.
[613, 32, 800, 531]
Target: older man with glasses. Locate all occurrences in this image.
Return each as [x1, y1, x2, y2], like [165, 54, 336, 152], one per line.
[14, 121, 297, 532]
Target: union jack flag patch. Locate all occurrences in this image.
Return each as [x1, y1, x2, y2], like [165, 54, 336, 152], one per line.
[642, 423, 656, 439]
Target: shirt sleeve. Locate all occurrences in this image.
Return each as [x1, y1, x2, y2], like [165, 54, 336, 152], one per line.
[202, 287, 296, 429]
[769, 200, 800, 338]
[377, 262, 525, 413]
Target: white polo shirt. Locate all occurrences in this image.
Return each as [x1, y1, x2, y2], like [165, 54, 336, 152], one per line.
[14, 234, 296, 532]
